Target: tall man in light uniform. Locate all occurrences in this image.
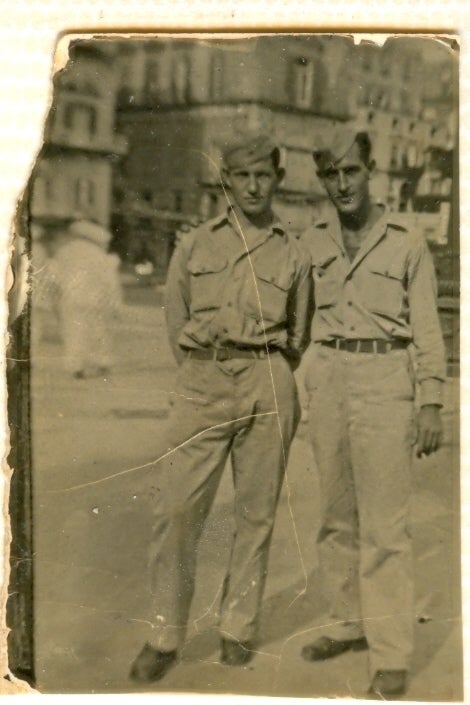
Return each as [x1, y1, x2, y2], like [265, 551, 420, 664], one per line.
[130, 134, 311, 683]
[299, 128, 446, 698]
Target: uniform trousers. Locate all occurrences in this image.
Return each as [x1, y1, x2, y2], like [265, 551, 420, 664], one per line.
[305, 343, 416, 676]
[149, 353, 300, 651]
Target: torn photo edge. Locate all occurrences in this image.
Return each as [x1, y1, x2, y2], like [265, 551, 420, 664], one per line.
[0, 21, 465, 703]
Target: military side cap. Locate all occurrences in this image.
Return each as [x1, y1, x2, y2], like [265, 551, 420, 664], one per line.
[222, 133, 280, 169]
[313, 127, 370, 172]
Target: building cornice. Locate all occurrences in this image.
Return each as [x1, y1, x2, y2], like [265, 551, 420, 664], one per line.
[116, 99, 351, 123]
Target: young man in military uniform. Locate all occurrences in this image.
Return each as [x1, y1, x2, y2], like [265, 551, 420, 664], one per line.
[130, 134, 312, 683]
[299, 128, 446, 698]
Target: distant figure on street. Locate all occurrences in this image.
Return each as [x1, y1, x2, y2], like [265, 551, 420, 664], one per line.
[54, 218, 122, 379]
[129, 134, 312, 683]
[299, 127, 446, 698]
[31, 227, 61, 346]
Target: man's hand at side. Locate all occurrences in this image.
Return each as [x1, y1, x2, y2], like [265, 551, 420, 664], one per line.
[416, 404, 444, 458]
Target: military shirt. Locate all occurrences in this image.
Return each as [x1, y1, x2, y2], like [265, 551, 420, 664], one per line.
[300, 206, 447, 406]
[165, 206, 312, 364]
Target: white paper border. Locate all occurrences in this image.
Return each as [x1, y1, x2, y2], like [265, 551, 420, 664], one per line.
[0, 3, 468, 703]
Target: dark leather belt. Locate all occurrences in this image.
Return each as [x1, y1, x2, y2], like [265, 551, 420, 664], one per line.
[185, 347, 280, 361]
[320, 339, 409, 354]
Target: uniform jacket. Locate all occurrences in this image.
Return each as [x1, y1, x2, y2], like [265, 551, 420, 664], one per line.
[165, 206, 312, 364]
[300, 207, 446, 406]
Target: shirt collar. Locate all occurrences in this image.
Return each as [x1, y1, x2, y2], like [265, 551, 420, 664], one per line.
[314, 204, 402, 231]
[211, 205, 286, 237]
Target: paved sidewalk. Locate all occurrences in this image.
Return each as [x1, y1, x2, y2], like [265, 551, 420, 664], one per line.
[30, 302, 462, 699]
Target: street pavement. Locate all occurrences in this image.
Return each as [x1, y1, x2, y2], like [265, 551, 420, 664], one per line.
[30, 289, 462, 699]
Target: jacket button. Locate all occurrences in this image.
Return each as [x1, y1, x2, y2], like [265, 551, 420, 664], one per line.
[347, 300, 353, 306]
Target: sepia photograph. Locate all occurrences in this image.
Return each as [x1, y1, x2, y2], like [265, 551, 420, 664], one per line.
[6, 32, 460, 699]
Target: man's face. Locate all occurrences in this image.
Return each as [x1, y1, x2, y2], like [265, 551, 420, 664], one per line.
[224, 157, 282, 217]
[319, 141, 371, 217]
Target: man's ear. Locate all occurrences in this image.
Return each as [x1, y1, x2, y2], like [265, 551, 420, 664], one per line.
[276, 167, 286, 184]
[368, 159, 376, 175]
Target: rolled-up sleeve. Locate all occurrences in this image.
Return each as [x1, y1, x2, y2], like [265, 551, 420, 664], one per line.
[164, 235, 193, 364]
[408, 235, 447, 406]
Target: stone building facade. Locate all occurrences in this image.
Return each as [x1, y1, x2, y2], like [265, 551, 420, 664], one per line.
[30, 40, 127, 229]
[115, 36, 455, 240]
[115, 36, 357, 236]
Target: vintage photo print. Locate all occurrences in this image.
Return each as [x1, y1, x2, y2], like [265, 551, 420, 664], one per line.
[6, 31, 461, 700]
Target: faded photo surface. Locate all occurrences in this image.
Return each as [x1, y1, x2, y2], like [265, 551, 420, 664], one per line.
[7, 33, 461, 699]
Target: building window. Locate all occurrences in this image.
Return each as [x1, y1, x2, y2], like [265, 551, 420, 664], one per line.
[41, 175, 54, 201]
[407, 143, 418, 168]
[380, 60, 390, 78]
[33, 173, 54, 205]
[378, 91, 389, 109]
[293, 57, 314, 109]
[173, 56, 190, 104]
[75, 177, 95, 210]
[210, 54, 224, 101]
[390, 144, 399, 170]
[63, 101, 97, 136]
[401, 89, 410, 114]
[145, 59, 160, 99]
[360, 49, 373, 72]
[402, 58, 412, 81]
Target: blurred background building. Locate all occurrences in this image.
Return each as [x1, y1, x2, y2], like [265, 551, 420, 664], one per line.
[27, 33, 458, 362]
[30, 40, 127, 229]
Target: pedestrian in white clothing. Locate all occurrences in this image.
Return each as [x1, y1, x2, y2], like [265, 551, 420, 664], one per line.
[54, 219, 122, 379]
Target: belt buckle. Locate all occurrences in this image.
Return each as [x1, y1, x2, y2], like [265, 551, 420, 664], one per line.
[216, 349, 230, 362]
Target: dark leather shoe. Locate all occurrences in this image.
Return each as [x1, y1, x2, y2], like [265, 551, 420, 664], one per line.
[129, 642, 177, 683]
[368, 670, 408, 698]
[220, 638, 254, 666]
[301, 635, 368, 661]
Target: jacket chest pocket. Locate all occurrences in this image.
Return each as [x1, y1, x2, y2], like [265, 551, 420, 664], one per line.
[187, 256, 228, 313]
[312, 254, 340, 308]
[366, 260, 406, 318]
[249, 263, 293, 324]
